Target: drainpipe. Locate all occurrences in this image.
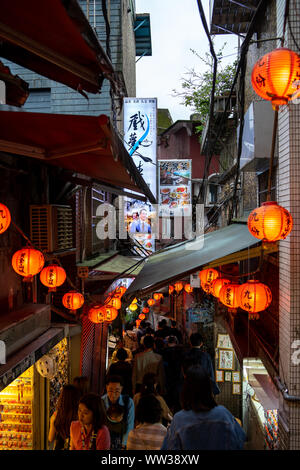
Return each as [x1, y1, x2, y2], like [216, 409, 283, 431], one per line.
[274, 376, 300, 402]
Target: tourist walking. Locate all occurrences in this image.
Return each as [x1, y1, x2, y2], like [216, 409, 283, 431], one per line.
[127, 395, 168, 450]
[183, 332, 220, 395]
[133, 373, 172, 426]
[70, 393, 110, 450]
[106, 348, 133, 396]
[48, 384, 80, 450]
[161, 365, 246, 450]
[132, 335, 166, 395]
[101, 375, 134, 450]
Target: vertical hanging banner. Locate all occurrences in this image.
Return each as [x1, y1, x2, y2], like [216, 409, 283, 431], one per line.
[123, 98, 157, 254]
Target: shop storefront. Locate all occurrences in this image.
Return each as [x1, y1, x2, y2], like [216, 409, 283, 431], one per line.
[242, 358, 279, 450]
[0, 302, 81, 451]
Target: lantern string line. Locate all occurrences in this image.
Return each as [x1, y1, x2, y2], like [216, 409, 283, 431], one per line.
[266, 109, 279, 201]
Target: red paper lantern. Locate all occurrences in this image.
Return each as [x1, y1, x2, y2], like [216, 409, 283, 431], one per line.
[184, 283, 194, 294]
[0, 203, 11, 234]
[174, 281, 183, 293]
[153, 293, 163, 301]
[147, 298, 155, 307]
[106, 296, 122, 310]
[238, 280, 272, 320]
[247, 201, 293, 242]
[88, 305, 118, 324]
[62, 291, 84, 313]
[219, 283, 241, 311]
[40, 264, 66, 291]
[114, 286, 127, 298]
[12, 247, 44, 281]
[251, 47, 300, 109]
[199, 268, 219, 293]
[142, 307, 150, 314]
[139, 313, 146, 320]
[211, 278, 231, 298]
[169, 285, 174, 295]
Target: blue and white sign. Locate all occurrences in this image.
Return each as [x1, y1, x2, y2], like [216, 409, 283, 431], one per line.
[123, 98, 157, 197]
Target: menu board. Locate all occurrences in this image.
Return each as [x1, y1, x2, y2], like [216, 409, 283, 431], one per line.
[159, 160, 192, 216]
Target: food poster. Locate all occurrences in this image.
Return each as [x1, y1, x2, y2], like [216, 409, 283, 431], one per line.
[159, 160, 192, 216]
[125, 199, 156, 254]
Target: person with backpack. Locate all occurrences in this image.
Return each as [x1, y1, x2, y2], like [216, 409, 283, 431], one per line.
[101, 375, 135, 450]
[70, 393, 110, 450]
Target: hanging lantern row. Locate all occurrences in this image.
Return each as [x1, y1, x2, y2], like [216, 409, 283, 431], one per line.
[198, 268, 272, 320]
[88, 305, 118, 324]
[168, 282, 194, 295]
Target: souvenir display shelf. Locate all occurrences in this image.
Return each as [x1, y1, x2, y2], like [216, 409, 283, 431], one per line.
[0, 367, 33, 450]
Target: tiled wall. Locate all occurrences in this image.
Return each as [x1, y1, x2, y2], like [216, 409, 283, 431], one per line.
[277, 0, 300, 450]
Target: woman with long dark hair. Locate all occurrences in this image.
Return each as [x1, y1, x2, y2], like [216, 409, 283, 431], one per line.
[161, 365, 246, 450]
[48, 384, 80, 450]
[133, 373, 172, 425]
[70, 393, 110, 450]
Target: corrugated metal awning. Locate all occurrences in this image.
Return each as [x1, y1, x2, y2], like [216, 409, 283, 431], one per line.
[124, 223, 263, 299]
[0, 107, 156, 202]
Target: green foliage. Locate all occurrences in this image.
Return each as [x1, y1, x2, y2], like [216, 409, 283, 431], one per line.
[173, 46, 237, 133]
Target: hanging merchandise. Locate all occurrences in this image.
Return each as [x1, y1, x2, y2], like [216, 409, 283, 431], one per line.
[48, 338, 69, 417]
[0, 367, 34, 450]
[39, 264, 66, 292]
[147, 298, 155, 307]
[251, 47, 300, 109]
[36, 353, 57, 379]
[142, 307, 150, 314]
[238, 281, 272, 320]
[138, 313, 146, 320]
[247, 201, 293, 242]
[0, 203, 11, 234]
[12, 247, 45, 282]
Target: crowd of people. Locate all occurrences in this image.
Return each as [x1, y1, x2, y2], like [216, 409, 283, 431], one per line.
[48, 318, 246, 451]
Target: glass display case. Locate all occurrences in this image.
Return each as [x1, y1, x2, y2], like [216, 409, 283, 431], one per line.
[0, 366, 34, 450]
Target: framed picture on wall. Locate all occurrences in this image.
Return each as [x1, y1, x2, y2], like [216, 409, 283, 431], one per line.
[216, 370, 224, 382]
[217, 334, 232, 350]
[218, 349, 234, 370]
[225, 372, 232, 382]
[232, 371, 241, 383]
[232, 383, 241, 395]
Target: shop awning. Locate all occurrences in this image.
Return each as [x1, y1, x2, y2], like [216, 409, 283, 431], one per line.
[0, 107, 156, 201]
[124, 223, 268, 299]
[0, 0, 122, 96]
[92, 254, 144, 276]
[0, 327, 65, 391]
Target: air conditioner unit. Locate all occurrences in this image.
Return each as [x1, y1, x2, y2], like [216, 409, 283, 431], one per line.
[30, 204, 73, 253]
